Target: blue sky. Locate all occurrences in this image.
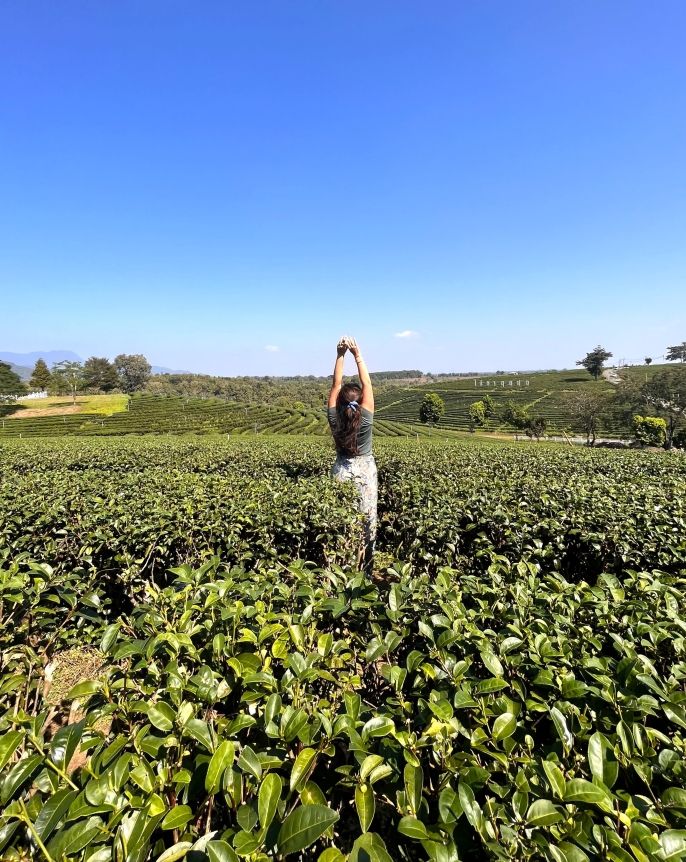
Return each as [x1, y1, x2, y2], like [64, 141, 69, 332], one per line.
[1, 1, 684, 375]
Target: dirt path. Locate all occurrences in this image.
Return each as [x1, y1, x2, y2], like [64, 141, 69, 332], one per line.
[602, 367, 622, 385]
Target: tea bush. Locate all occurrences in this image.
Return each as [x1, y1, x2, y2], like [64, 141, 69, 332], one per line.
[1, 436, 685, 862]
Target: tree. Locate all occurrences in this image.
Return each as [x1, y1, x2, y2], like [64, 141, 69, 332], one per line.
[632, 415, 667, 447]
[502, 401, 528, 429]
[619, 366, 686, 449]
[501, 401, 546, 440]
[29, 358, 52, 391]
[419, 392, 445, 425]
[468, 400, 486, 432]
[114, 354, 151, 394]
[51, 361, 84, 404]
[576, 345, 613, 380]
[644, 357, 652, 366]
[83, 357, 119, 392]
[666, 342, 686, 363]
[482, 394, 496, 419]
[567, 390, 611, 446]
[0, 361, 26, 402]
[524, 416, 546, 440]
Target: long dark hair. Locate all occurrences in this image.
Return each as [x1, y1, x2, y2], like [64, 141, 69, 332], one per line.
[333, 383, 363, 456]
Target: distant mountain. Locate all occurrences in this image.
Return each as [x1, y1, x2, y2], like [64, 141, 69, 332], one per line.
[0, 350, 82, 368]
[8, 363, 32, 381]
[151, 366, 191, 375]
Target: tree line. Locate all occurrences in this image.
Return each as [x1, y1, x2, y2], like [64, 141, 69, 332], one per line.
[0, 354, 152, 403]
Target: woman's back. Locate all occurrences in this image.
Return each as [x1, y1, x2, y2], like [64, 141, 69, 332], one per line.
[327, 405, 373, 456]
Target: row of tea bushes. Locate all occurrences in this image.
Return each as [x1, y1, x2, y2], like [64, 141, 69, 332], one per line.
[1, 436, 685, 860]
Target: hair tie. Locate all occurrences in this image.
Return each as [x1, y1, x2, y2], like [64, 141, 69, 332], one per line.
[347, 400, 359, 412]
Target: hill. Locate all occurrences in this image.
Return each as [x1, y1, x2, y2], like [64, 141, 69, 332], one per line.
[373, 366, 666, 437]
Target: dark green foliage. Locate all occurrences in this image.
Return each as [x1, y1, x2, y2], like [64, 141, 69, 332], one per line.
[419, 393, 445, 425]
[666, 342, 686, 363]
[29, 358, 52, 391]
[83, 357, 119, 392]
[114, 353, 152, 393]
[633, 414, 667, 447]
[1, 437, 686, 861]
[576, 346, 613, 380]
[468, 400, 486, 431]
[0, 361, 26, 401]
[620, 366, 686, 449]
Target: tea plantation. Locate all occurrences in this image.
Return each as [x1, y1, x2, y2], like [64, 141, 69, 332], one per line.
[0, 395, 461, 441]
[1, 436, 686, 862]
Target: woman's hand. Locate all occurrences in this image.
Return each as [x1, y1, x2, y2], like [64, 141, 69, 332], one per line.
[346, 337, 360, 358]
[336, 338, 348, 358]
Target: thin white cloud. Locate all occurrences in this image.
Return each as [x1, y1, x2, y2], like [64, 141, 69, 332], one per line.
[394, 329, 419, 339]
[264, 345, 280, 352]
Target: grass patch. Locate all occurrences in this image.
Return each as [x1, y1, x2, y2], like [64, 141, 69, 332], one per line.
[14, 393, 129, 417]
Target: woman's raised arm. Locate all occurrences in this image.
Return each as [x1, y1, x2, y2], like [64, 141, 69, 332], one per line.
[348, 338, 374, 412]
[328, 340, 347, 408]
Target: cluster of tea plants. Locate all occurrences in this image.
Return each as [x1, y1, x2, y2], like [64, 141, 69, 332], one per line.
[1, 436, 685, 862]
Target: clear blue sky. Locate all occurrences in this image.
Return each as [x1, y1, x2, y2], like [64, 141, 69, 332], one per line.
[1, 1, 684, 375]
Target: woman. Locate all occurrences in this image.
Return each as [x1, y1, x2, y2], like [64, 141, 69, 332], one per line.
[327, 336, 377, 572]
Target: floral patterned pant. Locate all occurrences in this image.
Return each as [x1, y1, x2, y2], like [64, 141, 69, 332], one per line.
[331, 454, 377, 569]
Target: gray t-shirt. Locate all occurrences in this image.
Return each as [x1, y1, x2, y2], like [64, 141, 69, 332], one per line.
[327, 406, 374, 456]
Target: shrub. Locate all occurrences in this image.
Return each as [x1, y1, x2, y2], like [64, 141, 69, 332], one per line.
[633, 414, 667, 447]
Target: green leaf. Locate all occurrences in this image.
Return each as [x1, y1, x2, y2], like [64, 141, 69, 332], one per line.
[564, 779, 610, 806]
[290, 747, 317, 792]
[34, 788, 78, 841]
[50, 718, 86, 771]
[258, 773, 282, 831]
[148, 702, 176, 732]
[161, 805, 194, 831]
[542, 760, 566, 799]
[277, 804, 340, 856]
[492, 712, 516, 741]
[66, 679, 102, 700]
[300, 780, 327, 806]
[318, 849, 346, 862]
[662, 788, 686, 810]
[555, 843, 590, 862]
[362, 717, 394, 739]
[156, 841, 193, 862]
[550, 707, 573, 754]
[398, 815, 429, 839]
[526, 799, 563, 826]
[100, 622, 120, 653]
[47, 815, 105, 858]
[237, 745, 262, 781]
[663, 703, 686, 731]
[205, 740, 235, 794]
[480, 650, 504, 677]
[356, 784, 375, 833]
[659, 830, 686, 861]
[404, 763, 423, 815]
[207, 841, 240, 862]
[184, 718, 213, 751]
[360, 755, 384, 781]
[349, 832, 394, 862]
[0, 754, 42, 803]
[0, 731, 23, 770]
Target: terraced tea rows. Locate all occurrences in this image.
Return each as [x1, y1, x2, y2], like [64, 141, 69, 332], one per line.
[375, 371, 632, 437]
[0, 394, 462, 440]
[1, 436, 685, 861]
